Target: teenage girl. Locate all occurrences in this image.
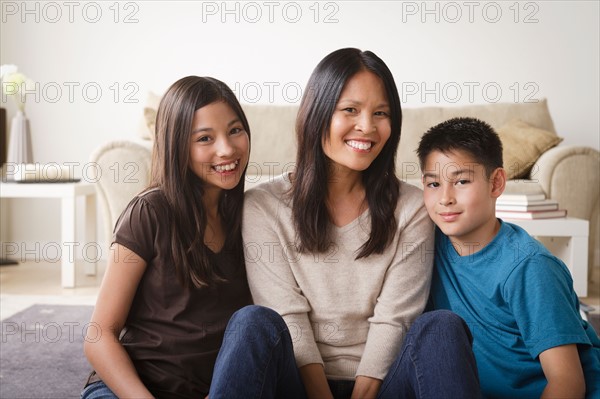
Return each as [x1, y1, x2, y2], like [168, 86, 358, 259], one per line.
[82, 76, 252, 399]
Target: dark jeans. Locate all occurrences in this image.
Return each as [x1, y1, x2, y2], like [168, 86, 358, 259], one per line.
[209, 305, 481, 399]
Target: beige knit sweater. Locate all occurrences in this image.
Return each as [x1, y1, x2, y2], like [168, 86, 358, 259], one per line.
[242, 174, 434, 381]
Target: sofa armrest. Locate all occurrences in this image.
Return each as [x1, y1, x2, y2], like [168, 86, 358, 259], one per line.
[89, 139, 153, 246]
[533, 145, 599, 220]
[533, 144, 600, 278]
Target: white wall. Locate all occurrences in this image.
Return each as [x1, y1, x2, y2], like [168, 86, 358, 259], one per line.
[1, 1, 599, 258]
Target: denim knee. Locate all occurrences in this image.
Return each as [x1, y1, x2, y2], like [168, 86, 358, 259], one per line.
[230, 305, 284, 327]
[410, 310, 472, 343]
[226, 305, 288, 341]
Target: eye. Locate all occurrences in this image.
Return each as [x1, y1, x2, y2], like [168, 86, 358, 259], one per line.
[455, 179, 470, 185]
[230, 127, 244, 135]
[426, 181, 439, 188]
[374, 111, 389, 117]
[195, 135, 212, 143]
[342, 107, 357, 113]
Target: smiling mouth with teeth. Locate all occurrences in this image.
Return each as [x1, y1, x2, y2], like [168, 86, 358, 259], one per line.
[213, 160, 239, 173]
[346, 140, 373, 151]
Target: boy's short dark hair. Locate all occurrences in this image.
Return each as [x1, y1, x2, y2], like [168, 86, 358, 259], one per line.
[416, 117, 503, 177]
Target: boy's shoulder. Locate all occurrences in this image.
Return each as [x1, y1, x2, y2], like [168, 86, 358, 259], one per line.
[498, 220, 551, 258]
[435, 220, 562, 271]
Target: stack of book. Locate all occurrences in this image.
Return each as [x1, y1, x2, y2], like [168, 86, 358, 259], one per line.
[496, 193, 567, 219]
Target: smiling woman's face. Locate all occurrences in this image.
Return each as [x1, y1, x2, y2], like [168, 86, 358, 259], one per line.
[323, 70, 391, 175]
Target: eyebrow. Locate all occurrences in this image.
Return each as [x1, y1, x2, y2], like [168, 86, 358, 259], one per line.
[192, 118, 241, 134]
[337, 99, 389, 108]
[423, 169, 475, 179]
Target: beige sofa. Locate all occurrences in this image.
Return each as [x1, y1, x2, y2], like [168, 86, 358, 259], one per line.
[90, 99, 599, 285]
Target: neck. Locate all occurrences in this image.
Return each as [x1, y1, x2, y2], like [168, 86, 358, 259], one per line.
[325, 167, 367, 227]
[327, 166, 363, 199]
[202, 187, 221, 219]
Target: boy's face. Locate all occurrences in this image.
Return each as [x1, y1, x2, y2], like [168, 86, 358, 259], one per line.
[422, 149, 505, 253]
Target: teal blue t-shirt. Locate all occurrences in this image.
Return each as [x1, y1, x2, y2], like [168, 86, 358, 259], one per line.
[431, 220, 600, 398]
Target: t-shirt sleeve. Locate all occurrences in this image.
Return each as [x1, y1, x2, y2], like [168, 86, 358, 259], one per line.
[112, 195, 158, 263]
[504, 253, 592, 359]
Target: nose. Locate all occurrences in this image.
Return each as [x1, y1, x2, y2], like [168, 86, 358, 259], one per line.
[215, 136, 235, 158]
[439, 185, 455, 206]
[356, 114, 376, 134]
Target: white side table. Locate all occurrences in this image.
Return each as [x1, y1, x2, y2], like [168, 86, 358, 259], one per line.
[505, 217, 589, 297]
[0, 181, 97, 288]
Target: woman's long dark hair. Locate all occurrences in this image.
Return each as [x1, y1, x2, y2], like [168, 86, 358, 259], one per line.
[293, 48, 402, 259]
[151, 76, 250, 288]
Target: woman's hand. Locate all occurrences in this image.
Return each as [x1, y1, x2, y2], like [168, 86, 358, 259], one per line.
[351, 375, 382, 399]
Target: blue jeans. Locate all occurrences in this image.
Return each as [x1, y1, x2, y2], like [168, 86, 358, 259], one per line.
[210, 306, 480, 399]
[376, 309, 481, 399]
[210, 305, 307, 399]
[80, 381, 117, 399]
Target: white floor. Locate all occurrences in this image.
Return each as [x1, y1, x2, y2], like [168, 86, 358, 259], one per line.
[0, 260, 105, 320]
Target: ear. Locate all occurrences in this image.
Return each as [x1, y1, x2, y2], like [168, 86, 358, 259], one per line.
[490, 167, 506, 198]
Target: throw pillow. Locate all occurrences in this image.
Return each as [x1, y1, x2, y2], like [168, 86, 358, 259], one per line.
[138, 91, 161, 140]
[144, 107, 157, 139]
[497, 119, 563, 179]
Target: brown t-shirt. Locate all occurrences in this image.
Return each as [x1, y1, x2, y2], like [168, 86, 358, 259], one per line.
[93, 188, 252, 398]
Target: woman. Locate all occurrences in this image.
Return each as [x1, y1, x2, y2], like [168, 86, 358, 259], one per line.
[209, 49, 481, 399]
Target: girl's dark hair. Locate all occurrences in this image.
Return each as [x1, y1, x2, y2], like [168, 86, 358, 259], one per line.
[293, 48, 402, 259]
[151, 76, 250, 288]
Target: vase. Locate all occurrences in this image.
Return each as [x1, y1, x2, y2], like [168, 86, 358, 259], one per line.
[6, 110, 33, 165]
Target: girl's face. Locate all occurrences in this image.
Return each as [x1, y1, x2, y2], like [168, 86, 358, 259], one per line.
[323, 70, 391, 174]
[188, 101, 249, 192]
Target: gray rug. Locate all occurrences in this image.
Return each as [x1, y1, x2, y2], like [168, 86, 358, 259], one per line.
[0, 304, 94, 398]
[1, 304, 597, 399]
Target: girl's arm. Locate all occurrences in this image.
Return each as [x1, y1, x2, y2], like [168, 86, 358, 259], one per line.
[83, 244, 153, 398]
[539, 344, 585, 399]
[299, 364, 333, 399]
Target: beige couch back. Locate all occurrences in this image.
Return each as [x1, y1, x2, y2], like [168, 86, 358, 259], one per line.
[243, 99, 556, 181]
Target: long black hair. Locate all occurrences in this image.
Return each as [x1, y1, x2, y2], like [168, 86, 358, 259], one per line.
[151, 76, 251, 287]
[293, 48, 402, 259]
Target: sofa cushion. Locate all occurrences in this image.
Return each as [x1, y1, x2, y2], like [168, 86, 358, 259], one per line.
[138, 91, 161, 140]
[497, 119, 563, 179]
[397, 99, 557, 180]
[243, 104, 298, 178]
[143, 107, 157, 140]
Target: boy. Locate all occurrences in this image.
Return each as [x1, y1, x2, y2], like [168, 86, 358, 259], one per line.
[417, 117, 600, 398]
